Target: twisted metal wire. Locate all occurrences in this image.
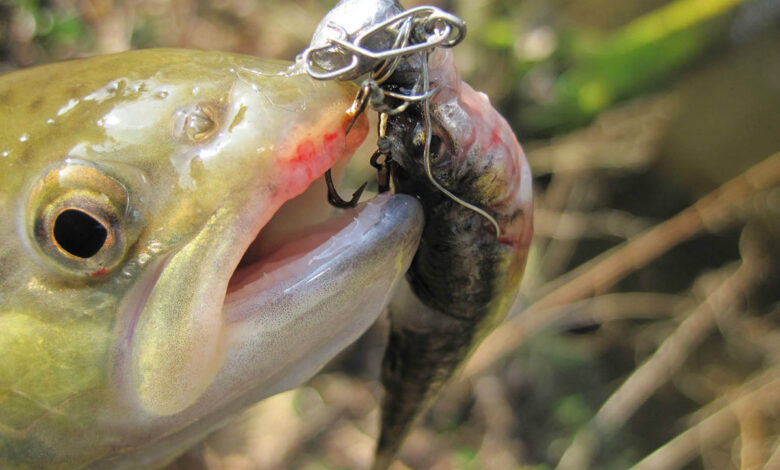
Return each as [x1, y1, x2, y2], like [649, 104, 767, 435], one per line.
[303, 5, 500, 236]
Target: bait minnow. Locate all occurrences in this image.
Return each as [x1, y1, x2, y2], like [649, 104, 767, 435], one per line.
[376, 47, 533, 468]
[303, 2, 533, 468]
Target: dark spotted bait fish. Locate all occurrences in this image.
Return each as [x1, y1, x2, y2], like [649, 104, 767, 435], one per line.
[302, 1, 533, 468]
[375, 46, 533, 468]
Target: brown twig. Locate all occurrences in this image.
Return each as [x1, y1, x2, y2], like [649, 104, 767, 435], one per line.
[460, 292, 687, 380]
[765, 438, 780, 470]
[527, 95, 675, 175]
[528, 292, 683, 330]
[534, 208, 654, 240]
[737, 400, 765, 470]
[533, 151, 779, 309]
[537, 176, 601, 283]
[627, 368, 780, 470]
[554, 254, 768, 470]
[463, 151, 780, 380]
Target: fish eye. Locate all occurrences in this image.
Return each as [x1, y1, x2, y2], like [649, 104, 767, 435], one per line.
[26, 161, 141, 277]
[52, 208, 110, 258]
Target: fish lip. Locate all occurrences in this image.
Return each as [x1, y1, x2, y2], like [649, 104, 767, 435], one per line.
[220, 97, 370, 301]
[222, 191, 412, 319]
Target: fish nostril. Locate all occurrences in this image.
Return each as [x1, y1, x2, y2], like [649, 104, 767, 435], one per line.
[53, 209, 109, 258]
[174, 103, 219, 143]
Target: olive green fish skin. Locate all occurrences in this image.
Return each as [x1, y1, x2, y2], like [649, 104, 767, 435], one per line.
[0, 49, 408, 469]
[374, 48, 533, 469]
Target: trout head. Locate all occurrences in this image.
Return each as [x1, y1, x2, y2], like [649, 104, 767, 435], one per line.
[0, 49, 422, 469]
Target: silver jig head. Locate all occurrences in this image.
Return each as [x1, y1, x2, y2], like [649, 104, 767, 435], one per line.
[303, 0, 465, 82]
[302, 0, 500, 236]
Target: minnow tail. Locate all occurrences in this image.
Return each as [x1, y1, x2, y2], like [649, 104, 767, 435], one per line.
[374, 298, 476, 469]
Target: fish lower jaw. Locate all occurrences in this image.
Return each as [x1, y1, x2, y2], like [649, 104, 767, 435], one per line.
[223, 191, 400, 317]
[193, 192, 422, 440]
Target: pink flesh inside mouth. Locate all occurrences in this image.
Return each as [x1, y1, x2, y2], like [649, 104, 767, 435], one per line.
[225, 174, 374, 297]
[223, 106, 373, 300]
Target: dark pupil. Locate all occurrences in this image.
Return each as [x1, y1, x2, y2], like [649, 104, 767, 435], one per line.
[53, 209, 108, 258]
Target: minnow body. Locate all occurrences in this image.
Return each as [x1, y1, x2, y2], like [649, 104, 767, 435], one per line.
[375, 48, 533, 468]
[301, 1, 533, 466]
[0, 49, 423, 469]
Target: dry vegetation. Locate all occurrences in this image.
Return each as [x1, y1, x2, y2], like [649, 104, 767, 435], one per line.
[2, 0, 777, 469]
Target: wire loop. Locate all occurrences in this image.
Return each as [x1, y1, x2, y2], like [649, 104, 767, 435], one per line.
[305, 3, 500, 236]
[302, 6, 465, 82]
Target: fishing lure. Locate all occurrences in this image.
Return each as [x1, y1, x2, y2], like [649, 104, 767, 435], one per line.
[301, 1, 533, 468]
[301, 0, 491, 222]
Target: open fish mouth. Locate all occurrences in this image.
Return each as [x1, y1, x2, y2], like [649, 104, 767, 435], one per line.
[196, 171, 426, 403]
[211, 159, 426, 396]
[223, 180, 421, 321]
[227, 172, 378, 296]
[109, 160, 423, 469]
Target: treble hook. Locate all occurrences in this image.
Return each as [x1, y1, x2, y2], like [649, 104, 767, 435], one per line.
[345, 75, 440, 136]
[344, 82, 374, 136]
[325, 169, 367, 208]
[370, 149, 392, 193]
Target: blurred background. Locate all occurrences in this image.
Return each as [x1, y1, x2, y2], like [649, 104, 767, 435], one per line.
[1, 0, 778, 469]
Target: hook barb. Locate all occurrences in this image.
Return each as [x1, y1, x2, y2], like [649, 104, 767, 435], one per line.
[325, 169, 367, 208]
